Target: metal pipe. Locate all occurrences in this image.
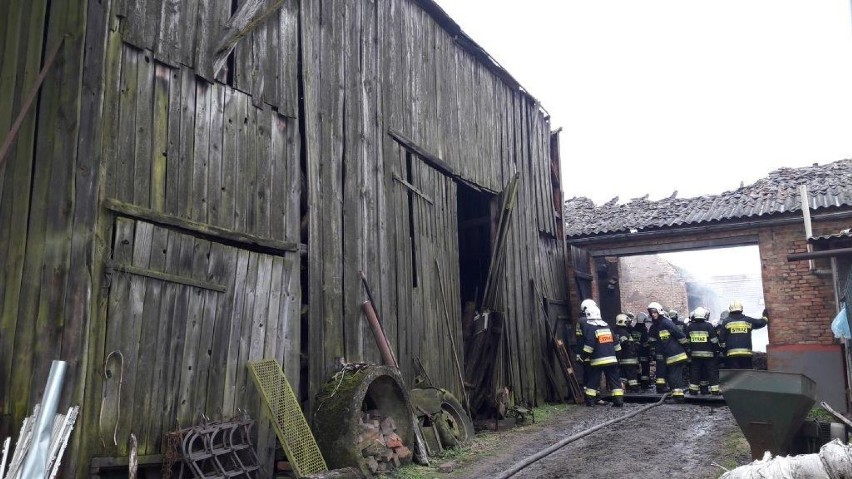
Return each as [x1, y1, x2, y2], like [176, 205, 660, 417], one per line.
[787, 247, 852, 261]
[799, 185, 816, 272]
[361, 300, 398, 368]
[18, 360, 67, 479]
[495, 394, 669, 479]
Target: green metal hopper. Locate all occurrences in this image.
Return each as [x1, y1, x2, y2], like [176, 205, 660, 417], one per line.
[720, 369, 817, 460]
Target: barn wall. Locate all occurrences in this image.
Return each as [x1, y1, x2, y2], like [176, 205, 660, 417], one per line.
[302, 0, 568, 407]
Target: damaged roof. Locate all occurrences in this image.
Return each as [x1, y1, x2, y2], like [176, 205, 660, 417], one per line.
[565, 159, 852, 238]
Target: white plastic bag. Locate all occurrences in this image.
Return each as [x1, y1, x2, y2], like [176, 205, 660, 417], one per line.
[831, 305, 849, 339]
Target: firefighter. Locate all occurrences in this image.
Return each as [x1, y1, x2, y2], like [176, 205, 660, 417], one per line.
[647, 304, 669, 394]
[631, 312, 652, 389]
[670, 308, 690, 385]
[573, 299, 598, 387]
[614, 313, 640, 392]
[719, 300, 768, 369]
[685, 307, 720, 395]
[647, 301, 689, 402]
[716, 310, 730, 369]
[579, 305, 624, 407]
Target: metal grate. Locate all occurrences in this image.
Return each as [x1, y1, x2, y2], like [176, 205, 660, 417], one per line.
[247, 360, 327, 478]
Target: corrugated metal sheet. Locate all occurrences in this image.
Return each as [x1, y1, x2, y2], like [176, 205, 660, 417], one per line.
[565, 159, 852, 238]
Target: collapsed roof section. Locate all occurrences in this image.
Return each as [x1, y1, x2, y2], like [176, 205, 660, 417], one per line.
[564, 159, 852, 238]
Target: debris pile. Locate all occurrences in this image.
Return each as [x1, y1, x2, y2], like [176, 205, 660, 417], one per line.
[358, 410, 412, 475]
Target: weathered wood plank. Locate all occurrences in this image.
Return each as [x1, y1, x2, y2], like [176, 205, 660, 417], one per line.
[175, 236, 212, 424]
[268, 111, 287, 240]
[113, 45, 139, 202]
[179, 0, 199, 67]
[222, 248, 250, 414]
[143, 226, 183, 452]
[191, 242, 224, 420]
[98, 217, 136, 455]
[276, 0, 299, 117]
[233, 92, 249, 232]
[207, 82, 225, 227]
[190, 79, 211, 223]
[176, 66, 196, 219]
[161, 233, 193, 431]
[164, 63, 181, 216]
[133, 224, 168, 454]
[112, 220, 153, 454]
[221, 87, 238, 232]
[155, 0, 182, 65]
[243, 102, 259, 234]
[342, 0, 364, 363]
[232, 251, 259, 411]
[151, 62, 170, 211]
[103, 198, 299, 253]
[255, 106, 272, 238]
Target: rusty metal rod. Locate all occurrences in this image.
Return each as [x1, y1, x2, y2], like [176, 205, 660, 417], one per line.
[361, 300, 398, 368]
[0, 36, 65, 167]
[496, 394, 670, 479]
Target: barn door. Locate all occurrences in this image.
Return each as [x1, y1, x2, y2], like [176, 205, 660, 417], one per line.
[392, 148, 464, 398]
[96, 217, 298, 466]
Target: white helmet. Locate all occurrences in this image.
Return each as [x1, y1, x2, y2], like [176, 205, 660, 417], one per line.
[647, 302, 663, 313]
[668, 309, 679, 320]
[729, 300, 744, 313]
[585, 305, 602, 320]
[615, 313, 629, 326]
[580, 299, 597, 312]
[691, 307, 710, 321]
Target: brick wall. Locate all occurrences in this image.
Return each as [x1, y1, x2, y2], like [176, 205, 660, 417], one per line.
[758, 221, 842, 345]
[619, 255, 689, 317]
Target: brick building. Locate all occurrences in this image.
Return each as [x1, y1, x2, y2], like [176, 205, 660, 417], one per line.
[619, 255, 689, 317]
[565, 159, 852, 409]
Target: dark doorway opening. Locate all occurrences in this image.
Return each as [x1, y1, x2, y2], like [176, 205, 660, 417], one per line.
[456, 184, 494, 311]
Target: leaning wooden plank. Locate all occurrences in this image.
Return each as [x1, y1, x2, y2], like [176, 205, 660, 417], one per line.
[211, 0, 287, 77]
[248, 359, 328, 477]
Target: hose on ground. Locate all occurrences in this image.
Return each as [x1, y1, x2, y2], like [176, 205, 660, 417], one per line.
[496, 394, 670, 479]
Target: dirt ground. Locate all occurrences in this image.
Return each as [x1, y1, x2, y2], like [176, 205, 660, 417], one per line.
[411, 400, 751, 479]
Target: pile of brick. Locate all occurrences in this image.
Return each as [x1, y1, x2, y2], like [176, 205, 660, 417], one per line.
[358, 410, 412, 475]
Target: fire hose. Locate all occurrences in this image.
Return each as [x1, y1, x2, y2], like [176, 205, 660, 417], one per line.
[496, 394, 670, 479]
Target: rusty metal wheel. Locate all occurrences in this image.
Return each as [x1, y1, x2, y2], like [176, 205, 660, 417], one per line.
[438, 390, 475, 445]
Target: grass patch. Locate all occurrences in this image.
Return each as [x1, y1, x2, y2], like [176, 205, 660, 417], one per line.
[807, 407, 835, 422]
[712, 428, 751, 474]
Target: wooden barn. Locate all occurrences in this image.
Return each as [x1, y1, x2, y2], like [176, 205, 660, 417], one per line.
[0, 0, 569, 475]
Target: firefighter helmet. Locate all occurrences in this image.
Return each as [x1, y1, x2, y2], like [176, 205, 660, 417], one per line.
[668, 309, 679, 320]
[691, 306, 710, 321]
[728, 300, 744, 313]
[580, 299, 597, 313]
[585, 305, 602, 320]
[615, 313, 629, 326]
[637, 312, 650, 323]
[647, 302, 663, 314]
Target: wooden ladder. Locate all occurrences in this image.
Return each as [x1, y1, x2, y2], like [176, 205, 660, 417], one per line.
[554, 338, 585, 404]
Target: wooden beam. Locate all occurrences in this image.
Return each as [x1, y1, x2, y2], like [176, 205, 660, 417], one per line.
[392, 173, 433, 204]
[388, 128, 456, 178]
[212, 0, 287, 76]
[105, 261, 227, 293]
[103, 198, 298, 254]
[588, 235, 760, 257]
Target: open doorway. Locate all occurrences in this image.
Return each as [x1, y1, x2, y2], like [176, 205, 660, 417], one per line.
[617, 245, 767, 352]
[456, 184, 495, 312]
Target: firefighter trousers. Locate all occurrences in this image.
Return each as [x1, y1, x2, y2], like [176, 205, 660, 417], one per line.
[726, 356, 753, 370]
[619, 362, 640, 390]
[688, 357, 720, 394]
[654, 354, 668, 391]
[667, 360, 687, 399]
[585, 364, 624, 406]
[639, 358, 651, 387]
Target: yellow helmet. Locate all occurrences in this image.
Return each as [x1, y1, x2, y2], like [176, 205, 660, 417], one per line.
[615, 314, 629, 326]
[728, 300, 744, 313]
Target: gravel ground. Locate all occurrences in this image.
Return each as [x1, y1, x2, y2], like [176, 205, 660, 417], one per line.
[440, 400, 750, 479]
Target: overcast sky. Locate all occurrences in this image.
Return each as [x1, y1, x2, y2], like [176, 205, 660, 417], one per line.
[436, 1, 852, 205]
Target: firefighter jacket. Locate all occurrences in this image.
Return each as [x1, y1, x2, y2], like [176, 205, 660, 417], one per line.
[719, 311, 767, 357]
[648, 317, 688, 365]
[572, 316, 587, 356]
[685, 319, 719, 359]
[614, 325, 639, 365]
[629, 324, 651, 361]
[580, 319, 621, 367]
